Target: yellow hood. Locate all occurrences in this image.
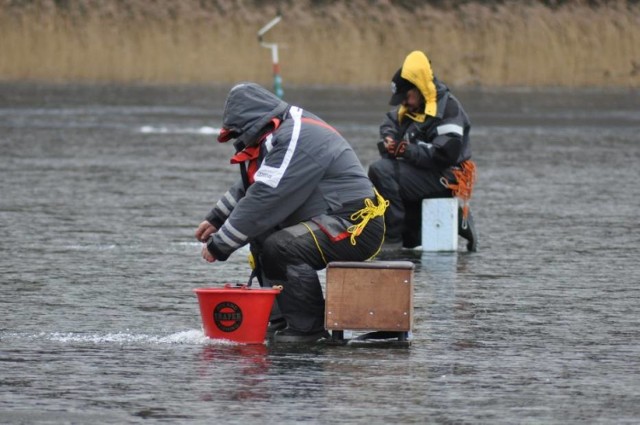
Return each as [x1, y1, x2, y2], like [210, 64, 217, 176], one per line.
[398, 51, 438, 122]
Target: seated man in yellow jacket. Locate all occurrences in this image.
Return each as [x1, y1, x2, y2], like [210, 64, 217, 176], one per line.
[368, 50, 478, 251]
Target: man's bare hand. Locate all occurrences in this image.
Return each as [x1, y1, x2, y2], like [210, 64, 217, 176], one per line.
[195, 221, 217, 242]
[385, 137, 408, 158]
[201, 245, 217, 263]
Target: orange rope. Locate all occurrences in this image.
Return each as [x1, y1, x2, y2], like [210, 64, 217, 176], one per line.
[440, 160, 476, 224]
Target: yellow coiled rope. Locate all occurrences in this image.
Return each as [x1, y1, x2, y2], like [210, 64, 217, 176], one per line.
[347, 188, 389, 245]
[302, 189, 389, 265]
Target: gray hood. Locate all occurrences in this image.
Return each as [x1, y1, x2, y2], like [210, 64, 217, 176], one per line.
[221, 83, 289, 148]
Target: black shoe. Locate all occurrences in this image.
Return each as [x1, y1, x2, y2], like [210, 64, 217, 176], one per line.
[458, 209, 478, 252]
[266, 319, 287, 336]
[273, 327, 330, 343]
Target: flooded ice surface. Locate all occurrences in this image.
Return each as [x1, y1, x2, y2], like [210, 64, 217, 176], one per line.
[1, 84, 639, 424]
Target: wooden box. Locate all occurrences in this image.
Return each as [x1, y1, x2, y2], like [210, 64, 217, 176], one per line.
[325, 261, 414, 332]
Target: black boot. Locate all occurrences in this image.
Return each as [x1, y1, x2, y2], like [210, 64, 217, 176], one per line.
[458, 208, 478, 252]
[274, 264, 326, 334]
[273, 328, 330, 343]
[266, 318, 287, 336]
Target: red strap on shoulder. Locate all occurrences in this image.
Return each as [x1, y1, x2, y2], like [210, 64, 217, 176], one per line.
[230, 146, 260, 164]
[301, 117, 338, 134]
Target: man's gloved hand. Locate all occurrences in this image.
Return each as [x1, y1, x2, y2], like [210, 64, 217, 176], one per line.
[385, 138, 409, 158]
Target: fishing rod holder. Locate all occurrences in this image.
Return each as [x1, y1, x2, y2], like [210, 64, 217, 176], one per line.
[257, 14, 284, 99]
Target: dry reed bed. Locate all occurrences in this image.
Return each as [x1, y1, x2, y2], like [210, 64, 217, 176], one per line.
[0, 0, 638, 87]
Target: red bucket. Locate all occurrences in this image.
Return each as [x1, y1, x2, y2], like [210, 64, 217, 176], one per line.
[194, 284, 281, 344]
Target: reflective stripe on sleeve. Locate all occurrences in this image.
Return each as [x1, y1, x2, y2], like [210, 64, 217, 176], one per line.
[217, 221, 247, 249]
[436, 123, 463, 136]
[216, 199, 231, 216]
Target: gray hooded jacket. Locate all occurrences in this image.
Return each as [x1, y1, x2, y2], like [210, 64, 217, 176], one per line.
[206, 83, 375, 261]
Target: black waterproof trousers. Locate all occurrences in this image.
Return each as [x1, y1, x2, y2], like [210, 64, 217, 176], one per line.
[252, 214, 385, 333]
[368, 158, 453, 246]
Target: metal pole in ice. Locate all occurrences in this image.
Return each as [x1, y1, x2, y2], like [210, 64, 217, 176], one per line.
[257, 14, 284, 98]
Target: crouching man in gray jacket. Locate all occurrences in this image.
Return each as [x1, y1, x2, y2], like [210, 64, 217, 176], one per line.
[195, 83, 386, 343]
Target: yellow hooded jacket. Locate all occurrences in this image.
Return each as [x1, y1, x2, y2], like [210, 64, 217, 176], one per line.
[398, 50, 438, 123]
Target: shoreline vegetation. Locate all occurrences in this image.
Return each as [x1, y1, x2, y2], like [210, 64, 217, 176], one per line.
[1, 0, 639, 88]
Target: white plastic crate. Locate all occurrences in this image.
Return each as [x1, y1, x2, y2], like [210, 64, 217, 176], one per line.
[421, 198, 458, 251]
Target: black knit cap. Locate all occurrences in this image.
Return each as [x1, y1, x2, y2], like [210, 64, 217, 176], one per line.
[389, 68, 415, 106]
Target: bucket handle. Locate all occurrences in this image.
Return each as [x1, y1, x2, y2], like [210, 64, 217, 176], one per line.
[246, 268, 260, 287]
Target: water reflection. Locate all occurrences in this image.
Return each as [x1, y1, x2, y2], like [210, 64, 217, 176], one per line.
[421, 252, 458, 328]
[197, 344, 270, 402]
